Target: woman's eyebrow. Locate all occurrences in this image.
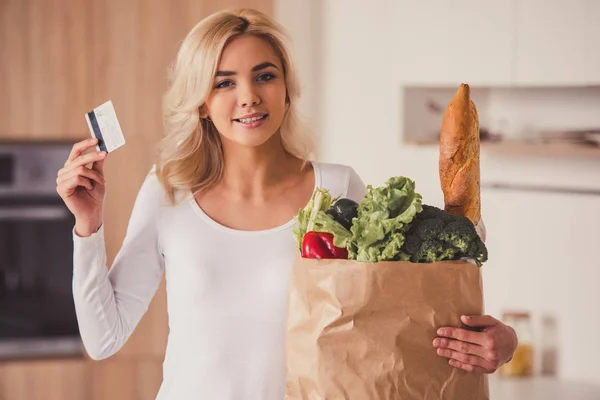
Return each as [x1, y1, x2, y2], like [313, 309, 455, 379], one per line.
[216, 62, 279, 77]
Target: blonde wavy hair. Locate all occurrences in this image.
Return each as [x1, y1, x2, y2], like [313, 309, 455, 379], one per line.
[155, 8, 315, 205]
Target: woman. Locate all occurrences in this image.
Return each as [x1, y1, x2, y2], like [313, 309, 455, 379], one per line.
[56, 8, 517, 399]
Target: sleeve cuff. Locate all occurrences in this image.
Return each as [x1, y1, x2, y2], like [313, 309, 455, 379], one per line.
[73, 223, 105, 242]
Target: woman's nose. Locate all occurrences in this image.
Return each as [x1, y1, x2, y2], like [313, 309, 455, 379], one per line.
[238, 85, 261, 108]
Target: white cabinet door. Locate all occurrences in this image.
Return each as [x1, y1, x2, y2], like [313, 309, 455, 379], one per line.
[514, 0, 588, 86]
[585, 0, 600, 84]
[481, 186, 600, 383]
[393, 0, 516, 86]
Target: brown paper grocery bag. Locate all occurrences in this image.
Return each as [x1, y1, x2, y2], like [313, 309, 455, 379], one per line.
[285, 256, 489, 400]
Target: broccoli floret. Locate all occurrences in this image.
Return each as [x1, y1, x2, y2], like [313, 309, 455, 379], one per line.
[402, 234, 421, 256]
[399, 204, 488, 266]
[418, 204, 453, 222]
[410, 240, 459, 264]
[439, 216, 476, 253]
[412, 219, 444, 241]
[439, 244, 458, 261]
[414, 240, 443, 263]
[466, 237, 489, 266]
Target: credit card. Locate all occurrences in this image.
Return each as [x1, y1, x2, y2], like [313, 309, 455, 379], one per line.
[84, 100, 126, 153]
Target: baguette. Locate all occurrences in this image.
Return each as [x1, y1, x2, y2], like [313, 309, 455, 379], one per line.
[439, 83, 481, 226]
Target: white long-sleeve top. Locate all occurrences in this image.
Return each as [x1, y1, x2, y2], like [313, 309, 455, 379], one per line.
[72, 162, 367, 400]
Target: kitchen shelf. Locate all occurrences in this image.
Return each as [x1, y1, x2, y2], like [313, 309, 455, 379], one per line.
[404, 140, 600, 158]
[482, 141, 600, 157]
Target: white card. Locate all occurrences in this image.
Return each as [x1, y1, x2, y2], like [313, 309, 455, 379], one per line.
[84, 100, 126, 153]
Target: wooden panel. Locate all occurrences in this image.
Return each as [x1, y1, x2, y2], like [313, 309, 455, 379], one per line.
[0, 361, 28, 400]
[0, 359, 90, 400]
[136, 359, 164, 400]
[90, 359, 136, 400]
[0, 0, 32, 139]
[89, 358, 164, 400]
[0, 0, 89, 139]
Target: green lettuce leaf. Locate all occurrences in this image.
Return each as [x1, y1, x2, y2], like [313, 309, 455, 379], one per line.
[312, 212, 352, 248]
[293, 188, 350, 249]
[349, 176, 423, 262]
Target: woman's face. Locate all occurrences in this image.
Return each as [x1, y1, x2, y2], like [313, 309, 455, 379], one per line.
[203, 35, 287, 148]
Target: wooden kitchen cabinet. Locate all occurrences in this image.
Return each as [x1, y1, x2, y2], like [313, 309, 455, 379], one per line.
[0, 357, 164, 400]
[514, 0, 588, 86]
[392, 0, 516, 86]
[89, 359, 136, 400]
[89, 358, 163, 400]
[136, 359, 164, 400]
[0, 359, 90, 400]
[0, 1, 89, 140]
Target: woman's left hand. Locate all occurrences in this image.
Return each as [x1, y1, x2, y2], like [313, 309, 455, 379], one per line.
[433, 314, 518, 374]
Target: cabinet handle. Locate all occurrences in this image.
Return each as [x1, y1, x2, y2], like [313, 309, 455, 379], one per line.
[0, 206, 69, 220]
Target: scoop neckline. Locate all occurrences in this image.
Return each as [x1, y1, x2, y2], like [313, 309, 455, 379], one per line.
[188, 161, 321, 235]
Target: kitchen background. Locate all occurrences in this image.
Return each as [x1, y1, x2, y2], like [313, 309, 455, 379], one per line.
[1, 0, 599, 399]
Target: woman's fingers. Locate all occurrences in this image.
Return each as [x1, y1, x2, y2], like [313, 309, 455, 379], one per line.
[56, 140, 106, 199]
[448, 359, 490, 374]
[436, 327, 488, 346]
[435, 346, 486, 367]
[60, 151, 106, 175]
[65, 138, 99, 166]
[436, 347, 495, 372]
[58, 174, 93, 195]
[433, 337, 488, 359]
[92, 157, 105, 174]
[57, 165, 105, 187]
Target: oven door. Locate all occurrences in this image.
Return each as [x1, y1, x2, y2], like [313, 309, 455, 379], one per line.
[0, 200, 83, 359]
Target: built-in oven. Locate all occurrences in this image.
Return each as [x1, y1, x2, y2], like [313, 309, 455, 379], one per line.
[0, 141, 83, 359]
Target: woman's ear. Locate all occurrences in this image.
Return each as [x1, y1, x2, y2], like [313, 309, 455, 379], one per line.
[199, 105, 209, 119]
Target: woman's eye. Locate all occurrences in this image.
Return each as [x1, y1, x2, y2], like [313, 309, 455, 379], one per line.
[215, 80, 233, 89]
[257, 73, 275, 82]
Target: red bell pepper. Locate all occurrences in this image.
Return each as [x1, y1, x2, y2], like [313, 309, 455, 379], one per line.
[301, 231, 348, 259]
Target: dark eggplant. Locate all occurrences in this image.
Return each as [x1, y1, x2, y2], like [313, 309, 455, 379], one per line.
[331, 198, 358, 231]
[325, 208, 339, 219]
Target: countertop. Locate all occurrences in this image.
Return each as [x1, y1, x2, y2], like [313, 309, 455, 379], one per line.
[489, 376, 600, 400]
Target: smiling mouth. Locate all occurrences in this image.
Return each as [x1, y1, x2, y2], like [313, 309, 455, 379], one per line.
[233, 114, 268, 123]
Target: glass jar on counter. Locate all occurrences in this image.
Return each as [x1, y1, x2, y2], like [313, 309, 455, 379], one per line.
[540, 314, 558, 376]
[499, 311, 534, 377]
